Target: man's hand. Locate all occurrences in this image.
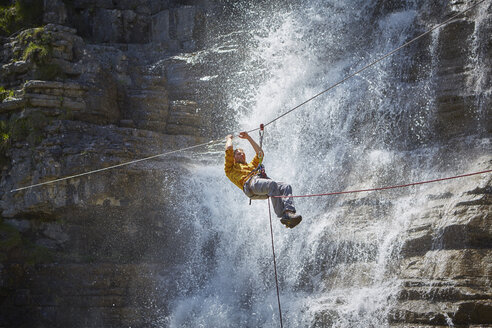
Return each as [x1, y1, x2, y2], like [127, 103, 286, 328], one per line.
[238, 131, 250, 139]
[225, 134, 233, 150]
[238, 131, 263, 158]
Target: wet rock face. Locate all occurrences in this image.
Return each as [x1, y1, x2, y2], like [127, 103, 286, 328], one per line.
[44, 0, 206, 51]
[392, 174, 492, 327]
[305, 1, 491, 326]
[0, 0, 220, 326]
[384, 4, 492, 324]
[430, 2, 491, 140]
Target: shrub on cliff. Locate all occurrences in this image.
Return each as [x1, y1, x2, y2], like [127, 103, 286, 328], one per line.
[21, 28, 51, 64]
[0, 86, 14, 101]
[15, 27, 64, 80]
[0, 0, 44, 37]
[0, 119, 10, 165]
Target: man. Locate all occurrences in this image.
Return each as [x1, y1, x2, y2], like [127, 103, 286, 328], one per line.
[224, 132, 302, 228]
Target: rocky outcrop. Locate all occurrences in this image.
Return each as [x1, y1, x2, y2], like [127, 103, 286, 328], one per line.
[301, 1, 492, 326]
[0, 1, 220, 326]
[428, 2, 492, 140]
[391, 171, 492, 326]
[384, 5, 492, 324]
[44, 0, 206, 52]
[306, 155, 491, 327]
[3, 263, 165, 327]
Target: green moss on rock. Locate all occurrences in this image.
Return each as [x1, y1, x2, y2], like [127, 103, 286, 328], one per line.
[0, 119, 10, 165]
[16, 28, 65, 80]
[0, 111, 48, 152]
[23, 42, 49, 62]
[18, 27, 53, 64]
[0, 0, 44, 37]
[0, 86, 14, 102]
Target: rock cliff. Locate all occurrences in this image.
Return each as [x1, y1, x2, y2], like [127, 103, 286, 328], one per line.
[0, 1, 225, 326]
[0, 0, 490, 327]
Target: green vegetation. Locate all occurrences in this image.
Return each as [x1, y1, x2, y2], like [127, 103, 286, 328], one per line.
[23, 40, 49, 62]
[11, 26, 65, 81]
[2, 7, 63, 80]
[16, 27, 65, 80]
[0, 119, 9, 142]
[0, 119, 10, 165]
[0, 0, 44, 37]
[0, 111, 49, 164]
[18, 27, 53, 64]
[0, 86, 14, 101]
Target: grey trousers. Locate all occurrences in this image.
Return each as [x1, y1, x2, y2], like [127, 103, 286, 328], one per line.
[243, 176, 296, 218]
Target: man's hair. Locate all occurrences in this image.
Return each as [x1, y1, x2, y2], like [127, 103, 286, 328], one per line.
[234, 148, 244, 155]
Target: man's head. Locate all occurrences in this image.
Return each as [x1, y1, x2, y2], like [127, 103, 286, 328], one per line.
[234, 148, 246, 164]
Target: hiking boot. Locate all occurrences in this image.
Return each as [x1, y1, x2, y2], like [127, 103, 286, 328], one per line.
[280, 211, 302, 229]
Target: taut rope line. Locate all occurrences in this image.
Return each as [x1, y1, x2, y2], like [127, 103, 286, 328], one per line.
[10, 139, 222, 193]
[245, 0, 488, 133]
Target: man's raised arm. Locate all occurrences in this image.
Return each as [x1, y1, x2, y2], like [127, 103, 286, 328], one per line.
[225, 134, 233, 151]
[238, 132, 264, 159]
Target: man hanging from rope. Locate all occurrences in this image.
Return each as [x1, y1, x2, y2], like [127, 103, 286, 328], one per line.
[225, 132, 302, 228]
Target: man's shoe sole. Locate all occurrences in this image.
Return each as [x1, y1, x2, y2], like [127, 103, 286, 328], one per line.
[281, 216, 302, 229]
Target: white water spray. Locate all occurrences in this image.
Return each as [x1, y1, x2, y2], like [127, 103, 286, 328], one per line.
[162, 1, 490, 327]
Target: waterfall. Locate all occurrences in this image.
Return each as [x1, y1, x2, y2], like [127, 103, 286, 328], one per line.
[161, 1, 489, 327]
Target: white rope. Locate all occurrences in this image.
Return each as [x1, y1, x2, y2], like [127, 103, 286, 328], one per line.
[247, 0, 488, 133]
[10, 139, 221, 193]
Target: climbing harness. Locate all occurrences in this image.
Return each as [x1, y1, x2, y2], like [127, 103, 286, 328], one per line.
[258, 124, 264, 153]
[254, 124, 268, 179]
[247, 124, 268, 181]
[9, 0, 487, 193]
[246, 124, 269, 204]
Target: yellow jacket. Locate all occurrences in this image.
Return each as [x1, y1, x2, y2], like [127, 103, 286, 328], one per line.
[224, 148, 260, 189]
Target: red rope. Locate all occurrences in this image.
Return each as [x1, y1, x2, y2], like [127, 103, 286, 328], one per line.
[272, 169, 492, 198]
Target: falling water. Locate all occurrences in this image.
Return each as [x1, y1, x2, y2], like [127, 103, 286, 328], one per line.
[160, 1, 490, 327]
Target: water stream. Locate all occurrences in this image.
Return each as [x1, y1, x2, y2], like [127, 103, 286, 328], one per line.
[160, 1, 489, 327]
